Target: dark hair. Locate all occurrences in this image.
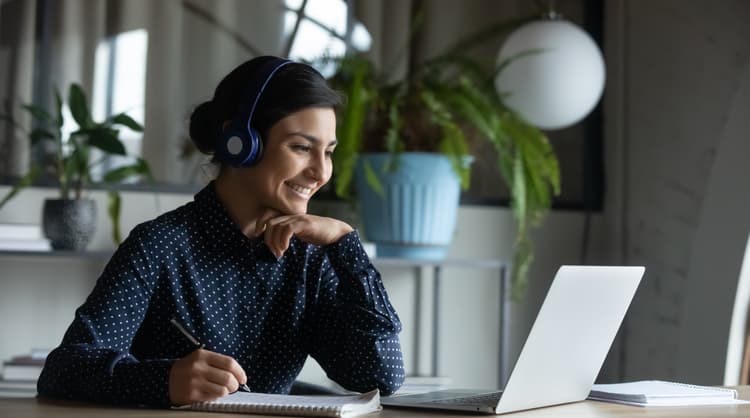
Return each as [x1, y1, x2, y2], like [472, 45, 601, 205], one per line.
[189, 56, 342, 158]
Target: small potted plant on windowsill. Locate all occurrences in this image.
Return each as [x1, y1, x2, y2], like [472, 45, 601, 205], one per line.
[320, 22, 560, 299]
[0, 83, 152, 250]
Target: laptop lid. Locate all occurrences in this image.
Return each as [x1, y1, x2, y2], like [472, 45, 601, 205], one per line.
[382, 265, 644, 414]
[494, 265, 644, 413]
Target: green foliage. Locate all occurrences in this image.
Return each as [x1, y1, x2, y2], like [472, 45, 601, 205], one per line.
[0, 83, 153, 245]
[318, 21, 561, 300]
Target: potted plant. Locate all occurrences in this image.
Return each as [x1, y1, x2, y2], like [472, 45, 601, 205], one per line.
[320, 24, 560, 299]
[0, 83, 152, 250]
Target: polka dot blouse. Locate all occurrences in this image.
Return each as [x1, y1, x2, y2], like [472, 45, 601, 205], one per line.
[37, 182, 405, 406]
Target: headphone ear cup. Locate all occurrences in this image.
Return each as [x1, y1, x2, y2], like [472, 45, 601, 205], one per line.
[217, 58, 290, 167]
[218, 126, 261, 167]
[246, 126, 263, 166]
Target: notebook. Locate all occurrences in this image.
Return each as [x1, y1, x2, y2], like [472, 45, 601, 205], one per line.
[180, 389, 380, 417]
[381, 265, 645, 414]
[588, 380, 744, 406]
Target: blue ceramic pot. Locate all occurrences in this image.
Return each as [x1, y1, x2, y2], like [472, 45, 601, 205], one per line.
[355, 153, 465, 260]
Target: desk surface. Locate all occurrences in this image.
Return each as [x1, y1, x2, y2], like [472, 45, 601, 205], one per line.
[1, 387, 749, 418]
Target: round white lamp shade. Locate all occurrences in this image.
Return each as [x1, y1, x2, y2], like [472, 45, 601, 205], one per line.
[495, 19, 605, 130]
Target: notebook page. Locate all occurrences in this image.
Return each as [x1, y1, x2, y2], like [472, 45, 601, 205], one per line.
[186, 389, 381, 417]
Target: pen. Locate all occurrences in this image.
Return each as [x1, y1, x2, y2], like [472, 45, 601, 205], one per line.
[170, 317, 252, 393]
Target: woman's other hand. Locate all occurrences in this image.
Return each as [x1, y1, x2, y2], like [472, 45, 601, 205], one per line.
[168, 349, 248, 406]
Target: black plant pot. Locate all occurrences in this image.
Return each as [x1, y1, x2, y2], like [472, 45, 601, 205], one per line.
[42, 198, 97, 251]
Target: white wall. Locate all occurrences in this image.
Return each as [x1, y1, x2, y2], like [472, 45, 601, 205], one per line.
[611, 0, 750, 384]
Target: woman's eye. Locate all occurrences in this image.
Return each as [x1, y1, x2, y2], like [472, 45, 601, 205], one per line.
[325, 149, 334, 158]
[291, 144, 311, 152]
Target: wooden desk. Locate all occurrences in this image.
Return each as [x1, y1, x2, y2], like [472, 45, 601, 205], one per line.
[2, 387, 749, 418]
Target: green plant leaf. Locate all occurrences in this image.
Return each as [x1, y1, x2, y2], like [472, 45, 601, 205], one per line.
[109, 113, 144, 132]
[384, 96, 404, 155]
[30, 128, 56, 145]
[81, 128, 127, 155]
[62, 141, 91, 199]
[510, 236, 533, 301]
[102, 158, 152, 183]
[334, 56, 372, 199]
[0, 165, 42, 209]
[21, 104, 54, 123]
[68, 83, 92, 129]
[54, 87, 64, 128]
[107, 190, 122, 244]
[439, 15, 534, 59]
[362, 160, 384, 197]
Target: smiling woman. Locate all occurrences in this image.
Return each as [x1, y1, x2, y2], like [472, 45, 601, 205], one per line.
[36, 56, 406, 406]
[220, 108, 338, 218]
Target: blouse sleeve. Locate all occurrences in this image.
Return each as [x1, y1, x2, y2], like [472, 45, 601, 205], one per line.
[37, 224, 174, 406]
[307, 230, 405, 395]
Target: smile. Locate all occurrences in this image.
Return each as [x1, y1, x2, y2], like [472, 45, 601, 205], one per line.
[285, 181, 314, 197]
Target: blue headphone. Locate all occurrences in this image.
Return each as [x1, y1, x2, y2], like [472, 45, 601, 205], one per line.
[216, 57, 292, 167]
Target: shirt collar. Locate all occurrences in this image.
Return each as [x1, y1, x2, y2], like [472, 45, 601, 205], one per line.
[193, 181, 271, 257]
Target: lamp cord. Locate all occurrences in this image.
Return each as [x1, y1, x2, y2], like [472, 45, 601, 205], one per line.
[580, 209, 591, 265]
[534, 0, 559, 18]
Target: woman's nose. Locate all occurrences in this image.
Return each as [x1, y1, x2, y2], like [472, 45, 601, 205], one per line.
[305, 153, 329, 181]
[304, 165, 321, 181]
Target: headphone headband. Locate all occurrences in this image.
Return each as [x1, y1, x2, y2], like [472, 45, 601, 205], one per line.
[218, 57, 292, 167]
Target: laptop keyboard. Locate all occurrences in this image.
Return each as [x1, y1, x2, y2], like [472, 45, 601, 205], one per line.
[430, 391, 503, 406]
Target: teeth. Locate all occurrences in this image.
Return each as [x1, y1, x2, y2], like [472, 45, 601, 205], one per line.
[287, 182, 312, 195]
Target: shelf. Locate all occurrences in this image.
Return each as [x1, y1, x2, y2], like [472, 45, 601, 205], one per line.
[0, 250, 505, 269]
[374, 257, 506, 269]
[0, 250, 111, 259]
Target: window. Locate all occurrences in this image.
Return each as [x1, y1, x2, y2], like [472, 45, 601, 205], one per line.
[283, 0, 370, 76]
[90, 29, 148, 182]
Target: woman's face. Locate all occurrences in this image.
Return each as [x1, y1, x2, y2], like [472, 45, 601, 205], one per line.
[243, 107, 337, 215]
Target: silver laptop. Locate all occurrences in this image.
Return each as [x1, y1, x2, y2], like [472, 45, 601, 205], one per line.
[382, 265, 645, 414]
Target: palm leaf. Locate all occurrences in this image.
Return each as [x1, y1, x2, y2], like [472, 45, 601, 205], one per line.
[362, 160, 384, 196]
[334, 57, 371, 199]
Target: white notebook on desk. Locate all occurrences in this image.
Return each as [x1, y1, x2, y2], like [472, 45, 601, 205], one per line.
[588, 380, 748, 406]
[179, 389, 381, 417]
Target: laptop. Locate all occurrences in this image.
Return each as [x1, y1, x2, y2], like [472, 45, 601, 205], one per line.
[381, 265, 645, 414]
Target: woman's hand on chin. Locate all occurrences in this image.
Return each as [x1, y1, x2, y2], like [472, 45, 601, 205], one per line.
[254, 209, 353, 259]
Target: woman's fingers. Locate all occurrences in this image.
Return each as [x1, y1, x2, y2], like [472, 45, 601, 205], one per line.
[205, 351, 247, 388]
[258, 214, 353, 259]
[168, 349, 247, 406]
[264, 218, 293, 259]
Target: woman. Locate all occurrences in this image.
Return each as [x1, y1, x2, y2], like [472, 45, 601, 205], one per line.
[37, 56, 405, 406]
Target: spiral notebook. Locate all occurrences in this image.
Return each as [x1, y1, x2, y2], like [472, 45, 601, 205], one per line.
[587, 380, 746, 406]
[181, 389, 381, 417]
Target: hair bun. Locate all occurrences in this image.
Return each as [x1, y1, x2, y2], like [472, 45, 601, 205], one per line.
[189, 100, 221, 154]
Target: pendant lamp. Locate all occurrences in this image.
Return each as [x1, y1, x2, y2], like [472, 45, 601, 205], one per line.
[495, 11, 605, 130]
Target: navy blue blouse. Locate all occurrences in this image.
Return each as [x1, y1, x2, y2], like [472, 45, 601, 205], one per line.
[37, 183, 405, 406]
